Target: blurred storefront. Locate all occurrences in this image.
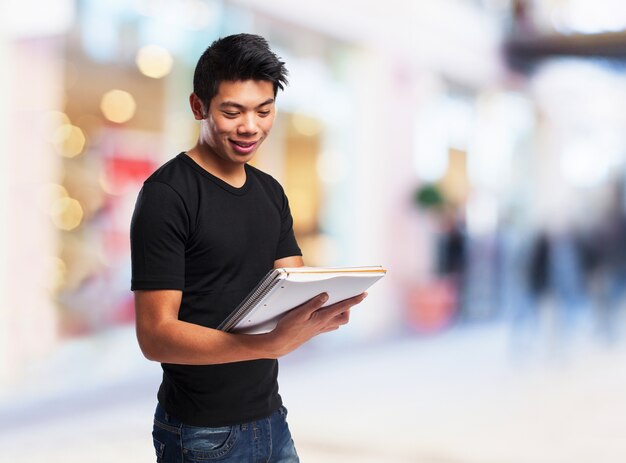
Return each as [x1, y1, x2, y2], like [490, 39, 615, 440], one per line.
[3, 0, 626, 388]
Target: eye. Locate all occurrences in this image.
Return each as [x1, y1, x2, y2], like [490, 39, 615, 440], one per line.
[222, 111, 239, 118]
[258, 110, 271, 117]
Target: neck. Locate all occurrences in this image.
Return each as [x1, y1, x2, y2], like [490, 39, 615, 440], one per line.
[186, 143, 247, 187]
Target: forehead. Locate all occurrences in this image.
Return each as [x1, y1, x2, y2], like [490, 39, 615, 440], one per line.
[213, 80, 275, 106]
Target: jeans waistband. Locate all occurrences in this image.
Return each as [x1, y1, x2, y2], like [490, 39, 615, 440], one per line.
[154, 402, 286, 430]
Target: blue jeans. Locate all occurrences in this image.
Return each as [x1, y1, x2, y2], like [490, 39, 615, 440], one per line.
[152, 403, 300, 462]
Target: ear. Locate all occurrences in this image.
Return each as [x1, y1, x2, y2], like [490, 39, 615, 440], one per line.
[189, 93, 207, 120]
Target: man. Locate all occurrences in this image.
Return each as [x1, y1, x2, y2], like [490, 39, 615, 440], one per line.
[130, 33, 366, 462]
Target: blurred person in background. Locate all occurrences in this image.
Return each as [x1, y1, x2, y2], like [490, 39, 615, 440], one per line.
[521, 225, 589, 355]
[438, 211, 467, 320]
[583, 181, 626, 344]
[130, 33, 366, 463]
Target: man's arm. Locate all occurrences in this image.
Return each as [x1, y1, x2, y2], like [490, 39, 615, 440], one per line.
[134, 284, 365, 365]
[135, 289, 276, 365]
[274, 255, 304, 269]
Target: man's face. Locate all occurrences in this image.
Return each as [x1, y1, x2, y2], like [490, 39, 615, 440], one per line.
[201, 80, 276, 166]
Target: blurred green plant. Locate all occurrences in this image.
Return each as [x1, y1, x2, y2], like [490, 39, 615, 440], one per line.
[413, 184, 445, 210]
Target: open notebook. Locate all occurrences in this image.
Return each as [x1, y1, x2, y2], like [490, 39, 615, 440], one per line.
[218, 266, 387, 334]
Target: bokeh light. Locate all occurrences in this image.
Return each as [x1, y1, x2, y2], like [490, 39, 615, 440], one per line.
[40, 110, 71, 140]
[135, 45, 173, 79]
[37, 183, 69, 213]
[52, 124, 86, 158]
[49, 197, 84, 231]
[100, 89, 136, 123]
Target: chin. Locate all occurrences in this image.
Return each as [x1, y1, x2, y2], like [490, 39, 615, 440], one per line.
[228, 153, 255, 164]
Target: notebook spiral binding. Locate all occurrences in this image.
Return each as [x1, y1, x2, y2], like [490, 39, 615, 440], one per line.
[220, 270, 285, 331]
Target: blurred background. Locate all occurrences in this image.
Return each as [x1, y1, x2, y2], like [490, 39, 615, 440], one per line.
[2, 0, 626, 461]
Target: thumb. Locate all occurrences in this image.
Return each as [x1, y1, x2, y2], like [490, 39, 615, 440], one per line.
[298, 293, 329, 316]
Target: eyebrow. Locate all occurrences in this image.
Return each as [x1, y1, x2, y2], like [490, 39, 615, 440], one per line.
[219, 98, 274, 110]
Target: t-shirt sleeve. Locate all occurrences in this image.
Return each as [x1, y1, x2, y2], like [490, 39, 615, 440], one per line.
[130, 181, 189, 291]
[276, 187, 302, 260]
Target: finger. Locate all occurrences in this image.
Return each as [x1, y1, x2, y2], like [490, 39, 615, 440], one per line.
[331, 292, 367, 308]
[331, 309, 350, 325]
[315, 293, 366, 319]
[294, 292, 329, 317]
[326, 311, 351, 330]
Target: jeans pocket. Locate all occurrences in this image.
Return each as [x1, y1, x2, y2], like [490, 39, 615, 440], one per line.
[182, 424, 239, 461]
[152, 436, 166, 462]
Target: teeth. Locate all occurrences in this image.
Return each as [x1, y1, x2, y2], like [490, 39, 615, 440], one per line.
[232, 141, 254, 147]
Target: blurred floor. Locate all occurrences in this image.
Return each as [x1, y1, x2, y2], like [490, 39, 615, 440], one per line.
[1, 320, 626, 463]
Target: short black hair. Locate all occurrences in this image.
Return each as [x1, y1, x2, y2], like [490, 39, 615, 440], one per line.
[193, 33, 288, 107]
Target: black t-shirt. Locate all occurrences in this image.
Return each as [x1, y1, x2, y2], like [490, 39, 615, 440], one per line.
[130, 152, 301, 426]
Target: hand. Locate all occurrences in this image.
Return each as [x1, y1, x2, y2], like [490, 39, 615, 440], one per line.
[266, 292, 368, 357]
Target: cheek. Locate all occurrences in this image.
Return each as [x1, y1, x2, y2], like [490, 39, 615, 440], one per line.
[214, 122, 236, 138]
[260, 118, 274, 133]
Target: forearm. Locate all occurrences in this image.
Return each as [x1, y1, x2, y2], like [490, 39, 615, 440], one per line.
[139, 319, 279, 365]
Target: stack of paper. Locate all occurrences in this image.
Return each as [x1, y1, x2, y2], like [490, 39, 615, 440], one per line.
[218, 266, 387, 334]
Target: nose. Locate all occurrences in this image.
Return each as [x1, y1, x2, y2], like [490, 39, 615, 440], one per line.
[237, 113, 258, 135]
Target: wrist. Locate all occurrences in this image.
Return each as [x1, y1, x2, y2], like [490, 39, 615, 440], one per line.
[241, 330, 282, 359]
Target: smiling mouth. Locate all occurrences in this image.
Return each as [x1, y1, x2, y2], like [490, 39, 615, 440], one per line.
[230, 140, 257, 147]
[229, 139, 259, 154]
